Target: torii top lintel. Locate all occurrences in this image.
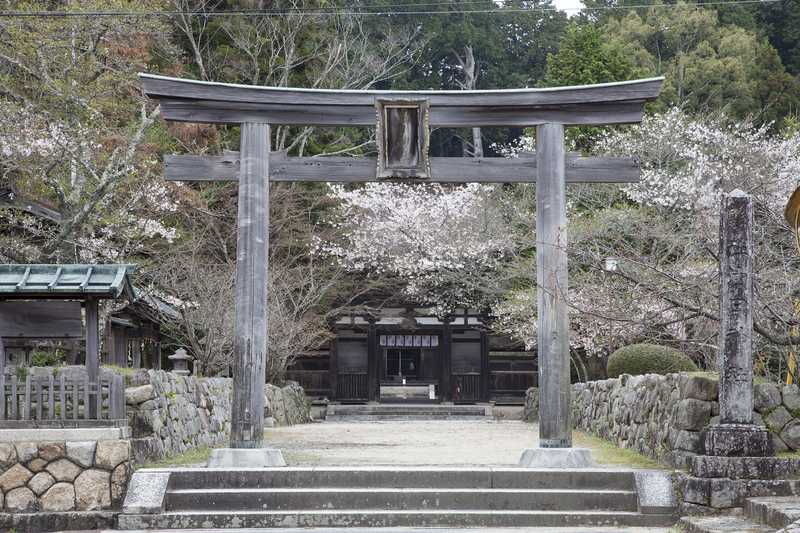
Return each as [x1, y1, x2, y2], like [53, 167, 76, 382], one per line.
[139, 73, 664, 128]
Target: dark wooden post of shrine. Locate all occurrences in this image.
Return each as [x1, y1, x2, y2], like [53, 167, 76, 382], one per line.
[536, 123, 571, 449]
[367, 319, 378, 402]
[704, 190, 773, 457]
[441, 319, 452, 402]
[85, 297, 100, 419]
[230, 122, 270, 450]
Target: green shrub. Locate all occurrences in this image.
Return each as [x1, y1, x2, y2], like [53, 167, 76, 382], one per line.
[607, 343, 698, 378]
[30, 349, 64, 367]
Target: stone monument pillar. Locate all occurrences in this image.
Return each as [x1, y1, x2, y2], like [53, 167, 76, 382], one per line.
[703, 190, 773, 457]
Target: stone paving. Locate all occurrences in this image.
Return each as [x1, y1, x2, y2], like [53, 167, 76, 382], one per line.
[266, 419, 545, 466]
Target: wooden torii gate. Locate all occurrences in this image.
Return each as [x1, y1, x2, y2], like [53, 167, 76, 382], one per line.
[140, 74, 663, 457]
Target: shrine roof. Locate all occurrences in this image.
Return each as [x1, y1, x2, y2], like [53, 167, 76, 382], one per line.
[0, 264, 136, 300]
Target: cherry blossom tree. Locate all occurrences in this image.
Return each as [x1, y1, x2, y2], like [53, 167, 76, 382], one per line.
[494, 108, 800, 374]
[318, 182, 519, 313]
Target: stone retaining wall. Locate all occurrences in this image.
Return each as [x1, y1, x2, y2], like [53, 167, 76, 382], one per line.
[125, 370, 311, 463]
[0, 439, 132, 513]
[526, 373, 800, 469]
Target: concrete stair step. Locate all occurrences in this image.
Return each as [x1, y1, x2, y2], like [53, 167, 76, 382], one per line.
[326, 404, 491, 419]
[165, 467, 637, 491]
[325, 414, 488, 421]
[165, 487, 639, 512]
[746, 497, 800, 530]
[118, 509, 677, 529]
[680, 515, 774, 533]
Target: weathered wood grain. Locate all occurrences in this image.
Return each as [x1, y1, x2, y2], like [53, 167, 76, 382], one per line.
[0, 301, 83, 339]
[165, 153, 640, 184]
[159, 98, 647, 127]
[536, 123, 572, 449]
[141, 73, 663, 107]
[230, 122, 270, 449]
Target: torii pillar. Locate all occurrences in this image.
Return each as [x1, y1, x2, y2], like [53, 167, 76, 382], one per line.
[518, 123, 593, 468]
[207, 122, 286, 467]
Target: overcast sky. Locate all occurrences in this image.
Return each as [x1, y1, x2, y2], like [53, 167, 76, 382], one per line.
[552, 0, 586, 15]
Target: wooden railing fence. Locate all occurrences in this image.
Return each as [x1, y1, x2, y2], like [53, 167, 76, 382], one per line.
[337, 371, 368, 401]
[452, 372, 481, 402]
[0, 373, 125, 424]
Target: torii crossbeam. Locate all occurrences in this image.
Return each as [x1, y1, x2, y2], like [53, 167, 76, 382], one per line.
[140, 73, 663, 463]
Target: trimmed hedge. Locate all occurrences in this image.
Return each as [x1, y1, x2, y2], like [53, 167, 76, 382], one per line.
[607, 343, 698, 378]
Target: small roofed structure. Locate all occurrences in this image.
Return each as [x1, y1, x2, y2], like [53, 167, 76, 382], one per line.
[107, 290, 180, 369]
[0, 264, 134, 419]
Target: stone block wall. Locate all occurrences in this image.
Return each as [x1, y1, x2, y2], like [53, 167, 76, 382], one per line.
[526, 373, 800, 469]
[126, 370, 232, 463]
[0, 439, 132, 513]
[126, 370, 311, 463]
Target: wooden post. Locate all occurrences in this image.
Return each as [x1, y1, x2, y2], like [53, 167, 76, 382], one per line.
[329, 339, 338, 401]
[112, 327, 126, 367]
[132, 339, 141, 369]
[230, 122, 270, 449]
[479, 330, 489, 401]
[367, 320, 378, 402]
[85, 298, 100, 419]
[0, 336, 5, 377]
[155, 341, 162, 370]
[536, 123, 571, 448]
[441, 319, 452, 402]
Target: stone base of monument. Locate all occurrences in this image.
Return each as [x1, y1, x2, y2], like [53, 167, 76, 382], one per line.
[518, 447, 594, 468]
[207, 448, 286, 468]
[704, 423, 774, 457]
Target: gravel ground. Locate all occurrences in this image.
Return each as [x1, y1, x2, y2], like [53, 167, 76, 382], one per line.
[267, 419, 555, 466]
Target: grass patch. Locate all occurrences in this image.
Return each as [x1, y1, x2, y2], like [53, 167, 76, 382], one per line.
[284, 451, 323, 465]
[572, 431, 662, 469]
[141, 445, 215, 468]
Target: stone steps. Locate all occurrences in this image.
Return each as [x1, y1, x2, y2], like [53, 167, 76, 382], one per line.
[166, 487, 640, 512]
[119, 509, 676, 529]
[164, 466, 638, 490]
[325, 403, 491, 421]
[119, 466, 677, 529]
[680, 496, 800, 532]
[681, 514, 774, 533]
[746, 497, 800, 530]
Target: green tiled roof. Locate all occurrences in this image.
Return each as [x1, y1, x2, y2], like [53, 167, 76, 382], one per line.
[0, 264, 135, 299]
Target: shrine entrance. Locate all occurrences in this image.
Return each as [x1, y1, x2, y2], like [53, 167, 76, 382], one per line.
[139, 73, 663, 455]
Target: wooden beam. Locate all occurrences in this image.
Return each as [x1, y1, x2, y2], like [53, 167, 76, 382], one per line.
[536, 123, 572, 449]
[230, 122, 270, 449]
[165, 153, 640, 184]
[159, 99, 647, 127]
[141, 74, 663, 126]
[141, 74, 665, 107]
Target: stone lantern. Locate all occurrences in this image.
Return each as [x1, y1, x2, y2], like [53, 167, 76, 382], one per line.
[168, 348, 192, 376]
